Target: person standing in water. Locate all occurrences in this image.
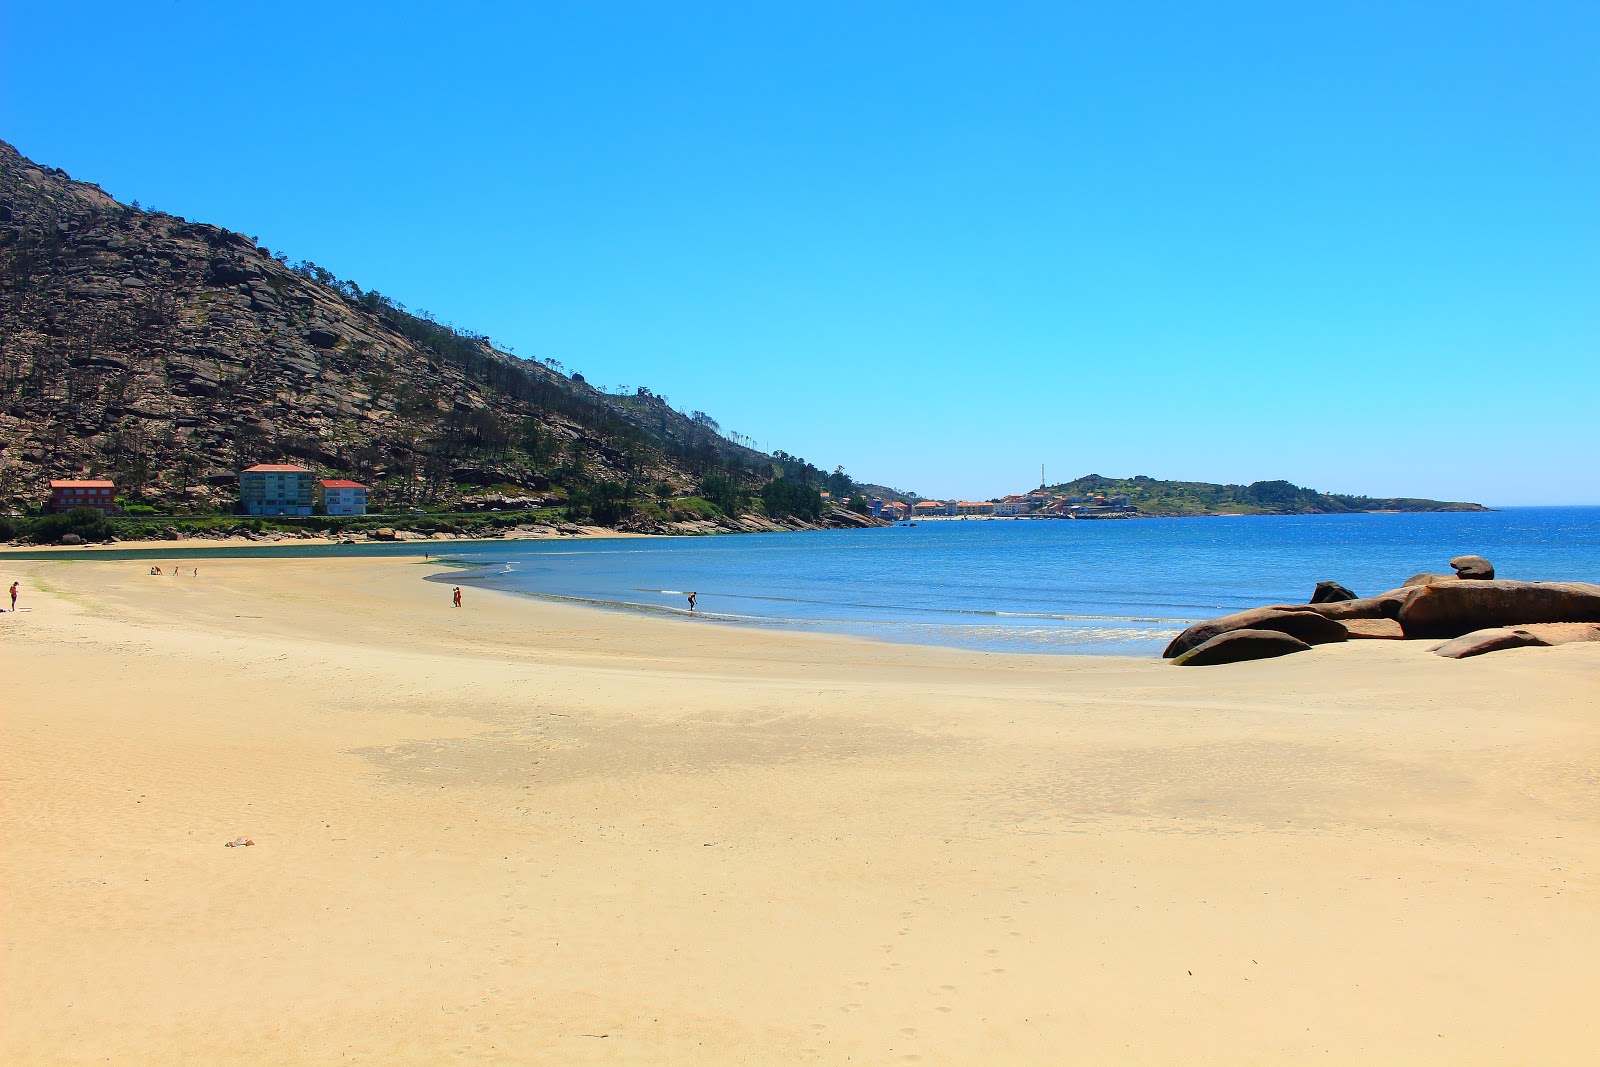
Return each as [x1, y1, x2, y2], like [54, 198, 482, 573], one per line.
[687, 591, 697, 614]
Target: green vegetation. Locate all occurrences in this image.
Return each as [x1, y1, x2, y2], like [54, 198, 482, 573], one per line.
[1047, 475, 1487, 516]
[760, 478, 825, 521]
[12, 507, 117, 544]
[699, 474, 749, 517]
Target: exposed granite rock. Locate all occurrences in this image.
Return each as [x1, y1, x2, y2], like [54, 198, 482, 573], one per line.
[1342, 618, 1405, 640]
[1399, 580, 1600, 639]
[1430, 628, 1546, 659]
[1449, 555, 1495, 580]
[1403, 573, 1457, 587]
[1269, 591, 1415, 620]
[1172, 629, 1312, 666]
[1163, 608, 1346, 659]
[1310, 581, 1358, 603]
[1516, 622, 1600, 646]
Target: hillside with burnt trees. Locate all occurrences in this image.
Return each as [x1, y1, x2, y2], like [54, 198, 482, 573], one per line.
[0, 140, 887, 529]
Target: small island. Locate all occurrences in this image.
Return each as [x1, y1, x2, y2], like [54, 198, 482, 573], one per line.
[929, 474, 1491, 519]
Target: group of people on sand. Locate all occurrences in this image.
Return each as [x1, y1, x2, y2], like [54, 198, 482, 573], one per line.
[149, 566, 198, 576]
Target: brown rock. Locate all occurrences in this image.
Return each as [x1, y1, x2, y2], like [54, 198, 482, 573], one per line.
[1172, 629, 1313, 666]
[1164, 608, 1347, 659]
[1311, 581, 1358, 603]
[1268, 590, 1416, 620]
[1449, 554, 1495, 580]
[371, 527, 397, 541]
[1517, 622, 1600, 646]
[1430, 627, 1546, 659]
[1343, 618, 1405, 640]
[1403, 573, 1457, 587]
[1399, 580, 1600, 639]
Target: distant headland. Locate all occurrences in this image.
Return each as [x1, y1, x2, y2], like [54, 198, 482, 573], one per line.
[896, 474, 1489, 520]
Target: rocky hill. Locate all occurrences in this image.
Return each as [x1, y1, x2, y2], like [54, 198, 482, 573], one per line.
[1046, 475, 1488, 516]
[0, 140, 880, 530]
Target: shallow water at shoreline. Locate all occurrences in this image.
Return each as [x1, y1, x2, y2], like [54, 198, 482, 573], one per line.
[467, 507, 1600, 655]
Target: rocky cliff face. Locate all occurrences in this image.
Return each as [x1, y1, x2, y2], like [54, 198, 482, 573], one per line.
[0, 140, 779, 517]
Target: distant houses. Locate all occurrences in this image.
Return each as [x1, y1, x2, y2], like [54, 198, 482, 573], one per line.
[239, 464, 315, 516]
[49, 479, 117, 514]
[316, 479, 368, 516]
[894, 488, 1138, 520]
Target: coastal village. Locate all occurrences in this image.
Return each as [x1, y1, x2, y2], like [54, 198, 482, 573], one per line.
[862, 487, 1135, 521]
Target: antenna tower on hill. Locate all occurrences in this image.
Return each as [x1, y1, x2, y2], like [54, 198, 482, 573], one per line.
[1040, 463, 1045, 490]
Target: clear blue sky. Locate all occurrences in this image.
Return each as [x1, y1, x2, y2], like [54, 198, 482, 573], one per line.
[4, 2, 1596, 504]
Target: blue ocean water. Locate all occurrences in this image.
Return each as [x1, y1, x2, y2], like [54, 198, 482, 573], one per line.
[466, 507, 1600, 656]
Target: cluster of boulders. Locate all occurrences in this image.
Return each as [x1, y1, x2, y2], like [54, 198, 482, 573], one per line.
[1166, 555, 1600, 665]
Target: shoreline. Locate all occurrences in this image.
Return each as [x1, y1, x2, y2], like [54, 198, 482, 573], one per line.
[3, 555, 1598, 1063]
[2, 502, 1543, 556]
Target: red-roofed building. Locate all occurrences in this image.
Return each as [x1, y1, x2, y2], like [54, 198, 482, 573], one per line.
[316, 479, 368, 516]
[49, 479, 116, 514]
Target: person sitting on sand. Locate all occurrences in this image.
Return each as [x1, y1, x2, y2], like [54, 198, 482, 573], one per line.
[687, 591, 697, 614]
[150, 566, 162, 576]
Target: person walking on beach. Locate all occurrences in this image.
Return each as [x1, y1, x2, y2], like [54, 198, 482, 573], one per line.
[687, 591, 697, 614]
[453, 586, 462, 608]
[8, 581, 16, 611]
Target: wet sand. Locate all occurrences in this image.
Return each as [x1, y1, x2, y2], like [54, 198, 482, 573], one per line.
[2, 556, 1597, 1064]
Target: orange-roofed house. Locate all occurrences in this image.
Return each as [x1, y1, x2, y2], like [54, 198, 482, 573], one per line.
[316, 479, 368, 516]
[239, 464, 314, 515]
[49, 479, 116, 514]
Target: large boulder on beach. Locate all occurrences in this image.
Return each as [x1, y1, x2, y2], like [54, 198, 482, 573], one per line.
[371, 527, 397, 541]
[1518, 622, 1600, 646]
[1398, 580, 1600, 639]
[1311, 581, 1358, 603]
[1172, 629, 1312, 666]
[1270, 589, 1416, 620]
[1431, 627, 1547, 659]
[1404, 573, 1457, 587]
[1343, 618, 1405, 640]
[1163, 608, 1347, 659]
[1449, 555, 1495, 580]
[59, 532, 83, 546]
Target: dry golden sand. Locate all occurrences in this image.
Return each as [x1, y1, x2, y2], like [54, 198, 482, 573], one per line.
[2, 556, 1597, 1064]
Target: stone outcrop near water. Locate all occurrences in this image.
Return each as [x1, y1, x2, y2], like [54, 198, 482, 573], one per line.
[1168, 556, 1600, 664]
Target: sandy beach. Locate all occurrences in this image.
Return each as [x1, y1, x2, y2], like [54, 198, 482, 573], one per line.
[2, 555, 1597, 1064]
